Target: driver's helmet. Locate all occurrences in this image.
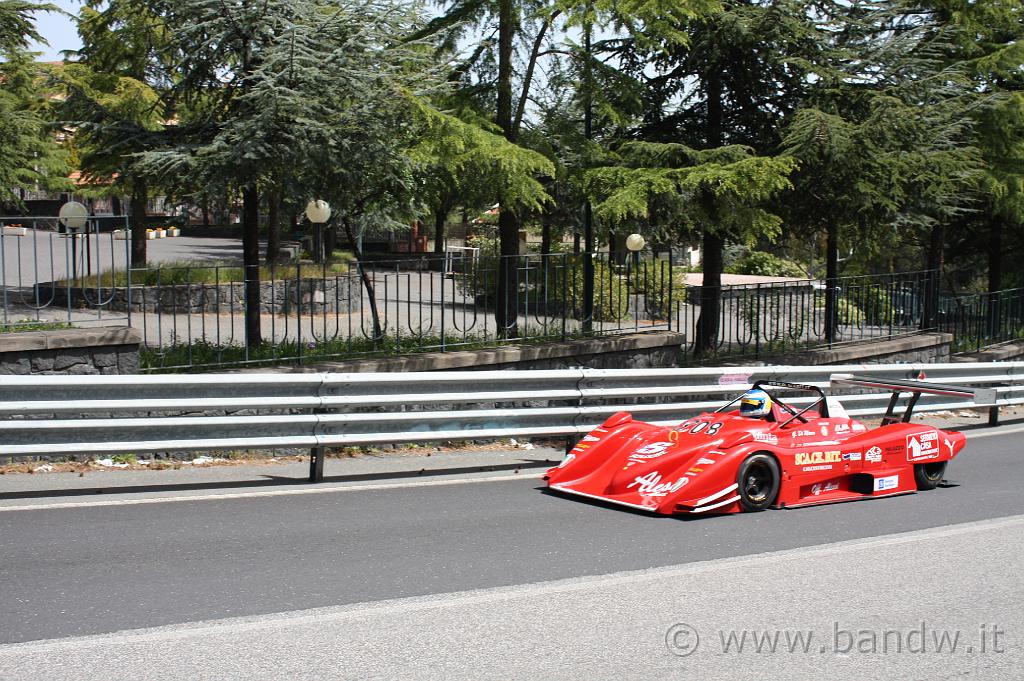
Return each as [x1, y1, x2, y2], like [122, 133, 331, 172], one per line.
[739, 389, 772, 418]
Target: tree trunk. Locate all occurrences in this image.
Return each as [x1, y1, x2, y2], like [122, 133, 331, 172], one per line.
[343, 217, 383, 342]
[324, 222, 337, 258]
[129, 181, 148, 267]
[988, 217, 1003, 293]
[987, 215, 1004, 339]
[496, 208, 520, 338]
[265, 188, 281, 265]
[434, 208, 446, 255]
[242, 184, 262, 348]
[540, 211, 552, 256]
[824, 220, 839, 344]
[582, 16, 594, 333]
[695, 229, 723, 357]
[922, 223, 944, 329]
[495, 0, 519, 338]
[694, 73, 725, 356]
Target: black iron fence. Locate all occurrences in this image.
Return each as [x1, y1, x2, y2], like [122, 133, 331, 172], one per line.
[937, 288, 1024, 353]
[128, 253, 677, 370]
[3, 230, 990, 371]
[0, 216, 132, 332]
[674, 270, 937, 361]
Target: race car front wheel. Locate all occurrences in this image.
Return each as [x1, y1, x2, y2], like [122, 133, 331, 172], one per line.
[914, 461, 947, 491]
[737, 453, 780, 512]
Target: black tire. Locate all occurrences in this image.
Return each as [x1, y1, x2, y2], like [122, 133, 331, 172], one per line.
[737, 453, 780, 512]
[914, 461, 947, 491]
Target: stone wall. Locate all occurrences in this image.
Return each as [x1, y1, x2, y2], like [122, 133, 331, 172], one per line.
[0, 327, 141, 375]
[775, 332, 953, 365]
[290, 332, 687, 374]
[37, 277, 358, 314]
[287, 331, 953, 374]
[953, 340, 1024, 363]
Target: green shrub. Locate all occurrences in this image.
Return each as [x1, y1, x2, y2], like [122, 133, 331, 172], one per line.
[843, 285, 894, 325]
[836, 297, 864, 325]
[454, 254, 630, 322]
[65, 256, 352, 287]
[726, 251, 808, 278]
[544, 257, 631, 322]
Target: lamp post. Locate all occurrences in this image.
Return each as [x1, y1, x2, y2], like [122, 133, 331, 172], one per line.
[305, 199, 331, 263]
[59, 201, 90, 281]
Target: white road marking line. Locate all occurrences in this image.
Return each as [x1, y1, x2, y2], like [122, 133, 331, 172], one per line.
[3, 513, 1022, 653]
[966, 424, 1024, 439]
[0, 472, 541, 512]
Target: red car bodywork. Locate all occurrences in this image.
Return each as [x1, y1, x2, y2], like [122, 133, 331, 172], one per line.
[545, 403, 966, 515]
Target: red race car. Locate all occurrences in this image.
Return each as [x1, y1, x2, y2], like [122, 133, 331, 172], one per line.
[545, 375, 994, 516]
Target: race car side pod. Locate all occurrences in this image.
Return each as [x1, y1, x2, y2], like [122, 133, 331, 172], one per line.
[830, 374, 998, 425]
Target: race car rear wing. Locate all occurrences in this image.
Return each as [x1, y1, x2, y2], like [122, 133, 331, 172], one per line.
[830, 373, 998, 425]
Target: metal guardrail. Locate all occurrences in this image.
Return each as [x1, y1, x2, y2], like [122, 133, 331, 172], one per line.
[1, 362, 1021, 481]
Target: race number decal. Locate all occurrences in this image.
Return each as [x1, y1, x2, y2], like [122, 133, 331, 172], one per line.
[675, 421, 722, 436]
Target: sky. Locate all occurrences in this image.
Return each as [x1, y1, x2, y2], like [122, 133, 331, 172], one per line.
[27, 0, 82, 61]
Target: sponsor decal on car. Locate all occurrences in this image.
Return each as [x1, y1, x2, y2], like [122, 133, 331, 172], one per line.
[581, 435, 601, 443]
[624, 441, 673, 467]
[819, 426, 830, 436]
[835, 423, 850, 434]
[944, 437, 955, 455]
[791, 430, 816, 438]
[802, 465, 834, 472]
[874, 474, 899, 492]
[865, 446, 883, 463]
[753, 432, 778, 445]
[842, 451, 862, 462]
[811, 481, 840, 496]
[696, 457, 716, 465]
[794, 450, 841, 466]
[907, 431, 940, 462]
[627, 472, 689, 497]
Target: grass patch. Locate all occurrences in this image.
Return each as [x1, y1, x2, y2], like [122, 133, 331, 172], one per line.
[1, 319, 73, 333]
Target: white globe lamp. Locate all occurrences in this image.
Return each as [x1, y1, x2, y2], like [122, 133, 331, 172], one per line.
[59, 201, 89, 232]
[305, 200, 331, 224]
[625, 233, 645, 252]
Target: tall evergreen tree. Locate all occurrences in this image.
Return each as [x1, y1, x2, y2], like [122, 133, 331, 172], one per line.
[0, 1, 70, 211]
[135, 0, 443, 347]
[60, 0, 173, 265]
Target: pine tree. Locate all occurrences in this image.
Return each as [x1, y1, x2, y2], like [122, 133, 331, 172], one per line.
[60, 0, 172, 265]
[134, 0, 445, 347]
[0, 2, 70, 211]
[585, 142, 796, 354]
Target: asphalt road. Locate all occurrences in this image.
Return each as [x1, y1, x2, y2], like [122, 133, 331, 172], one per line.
[1, 427, 1023, 678]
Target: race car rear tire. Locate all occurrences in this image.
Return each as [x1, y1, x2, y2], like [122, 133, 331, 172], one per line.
[737, 453, 780, 512]
[914, 461, 947, 491]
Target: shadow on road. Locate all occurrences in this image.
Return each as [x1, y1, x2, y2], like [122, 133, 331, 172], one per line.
[0, 459, 553, 501]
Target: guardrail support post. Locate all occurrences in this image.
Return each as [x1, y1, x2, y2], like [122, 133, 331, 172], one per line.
[989, 405, 1000, 427]
[309, 446, 325, 482]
